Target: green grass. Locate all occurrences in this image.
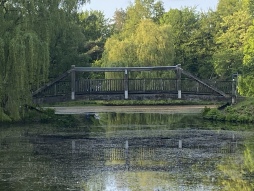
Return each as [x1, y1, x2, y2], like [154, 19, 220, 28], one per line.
[203, 97, 254, 123]
[44, 99, 220, 107]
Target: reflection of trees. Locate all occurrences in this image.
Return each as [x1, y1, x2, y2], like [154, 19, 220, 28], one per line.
[0, 125, 82, 191]
[98, 113, 199, 131]
[0, 126, 49, 190]
[97, 112, 254, 132]
[217, 141, 254, 191]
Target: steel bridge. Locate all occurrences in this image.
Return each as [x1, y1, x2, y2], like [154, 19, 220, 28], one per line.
[32, 65, 236, 104]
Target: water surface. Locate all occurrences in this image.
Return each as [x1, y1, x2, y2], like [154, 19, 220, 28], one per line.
[0, 108, 254, 191]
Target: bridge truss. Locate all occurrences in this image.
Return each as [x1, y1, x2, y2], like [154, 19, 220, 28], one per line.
[32, 65, 234, 104]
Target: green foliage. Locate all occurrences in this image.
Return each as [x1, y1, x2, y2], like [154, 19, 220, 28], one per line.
[78, 10, 112, 64]
[203, 108, 225, 120]
[160, 8, 216, 78]
[203, 98, 254, 123]
[213, 10, 252, 79]
[0, 0, 90, 121]
[217, 0, 242, 17]
[102, 19, 174, 79]
[201, 106, 211, 116]
[238, 75, 254, 96]
[217, 141, 254, 191]
[22, 107, 78, 127]
[123, 0, 165, 35]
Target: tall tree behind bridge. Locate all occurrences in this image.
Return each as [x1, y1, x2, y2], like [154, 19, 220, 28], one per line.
[213, 0, 252, 80]
[238, 0, 254, 96]
[160, 8, 217, 79]
[100, 0, 174, 79]
[78, 10, 113, 63]
[0, 0, 89, 121]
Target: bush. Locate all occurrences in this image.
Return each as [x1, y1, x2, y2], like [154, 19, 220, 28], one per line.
[203, 108, 220, 120]
[225, 114, 238, 122]
[202, 106, 211, 116]
[237, 115, 249, 123]
[217, 113, 226, 121]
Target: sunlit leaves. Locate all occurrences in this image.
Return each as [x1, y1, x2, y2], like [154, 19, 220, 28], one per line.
[0, 0, 89, 121]
[238, 75, 254, 97]
[135, 20, 174, 66]
[213, 10, 252, 78]
[243, 24, 254, 67]
[217, 0, 241, 17]
[102, 20, 174, 71]
[123, 0, 165, 36]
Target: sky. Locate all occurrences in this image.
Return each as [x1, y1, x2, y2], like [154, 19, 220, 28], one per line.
[82, 0, 219, 19]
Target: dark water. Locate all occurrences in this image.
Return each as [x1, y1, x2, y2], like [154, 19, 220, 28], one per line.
[0, 112, 254, 191]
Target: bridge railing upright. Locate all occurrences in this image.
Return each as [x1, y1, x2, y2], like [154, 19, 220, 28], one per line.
[129, 78, 177, 92]
[181, 79, 232, 95]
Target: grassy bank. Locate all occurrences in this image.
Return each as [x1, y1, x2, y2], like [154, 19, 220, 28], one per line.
[47, 99, 220, 107]
[202, 97, 254, 123]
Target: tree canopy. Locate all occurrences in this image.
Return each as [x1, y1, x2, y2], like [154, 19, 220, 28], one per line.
[0, 0, 90, 121]
[2, 0, 254, 121]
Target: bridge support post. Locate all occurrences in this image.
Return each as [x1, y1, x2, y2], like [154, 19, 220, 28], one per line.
[124, 69, 129, 99]
[232, 79, 236, 104]
[177, 64, 182, 99]
[71, 65, 76, 100]
[231, 73, 238, 104]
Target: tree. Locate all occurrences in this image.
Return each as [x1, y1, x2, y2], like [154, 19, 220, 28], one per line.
[102, 19, 174, 79]
[216, 0, 241, 17]
[78, 10, 112, 63]
[112, 9, 127, 33]
[122, 0, 165, 36]
[0, 0, 90, 121]
[213, 10, 252, 79]
[237, 22, 254, 96]
[160, 8, 215, 78]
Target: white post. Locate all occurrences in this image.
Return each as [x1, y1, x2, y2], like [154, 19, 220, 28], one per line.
[179, 140, 182, 149]
[125, 140, 129, 149]
[177, 65, 182, 99]
[124, 69, 129, 99]
[71, 65, 76, 100]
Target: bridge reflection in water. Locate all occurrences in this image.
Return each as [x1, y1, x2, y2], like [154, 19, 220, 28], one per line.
[70, 133, 239, 171]
[32, 129, 242, 189]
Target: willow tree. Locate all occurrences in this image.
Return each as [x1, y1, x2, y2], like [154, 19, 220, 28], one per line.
[102, 19, 174, 79]
[101, 0, 173, 79]
[0, 0, 89, 121]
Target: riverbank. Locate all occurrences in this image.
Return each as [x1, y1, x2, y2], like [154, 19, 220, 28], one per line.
[47, 105, 217, 115]
[203, 97, 254, 123]
[47, 99, 220, 107]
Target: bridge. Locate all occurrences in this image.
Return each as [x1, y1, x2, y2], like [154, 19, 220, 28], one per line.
[32, 65, 236, 104]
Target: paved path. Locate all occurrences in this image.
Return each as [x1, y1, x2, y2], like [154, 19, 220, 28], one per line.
[47, 105, 216, 114]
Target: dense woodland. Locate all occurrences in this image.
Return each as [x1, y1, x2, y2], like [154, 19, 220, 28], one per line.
[1, 0, 254, 121]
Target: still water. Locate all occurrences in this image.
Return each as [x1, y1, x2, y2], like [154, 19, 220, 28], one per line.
[0, 107, 254, 191]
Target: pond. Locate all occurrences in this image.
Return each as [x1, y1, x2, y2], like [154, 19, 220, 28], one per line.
[0, 106, 254, 191]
